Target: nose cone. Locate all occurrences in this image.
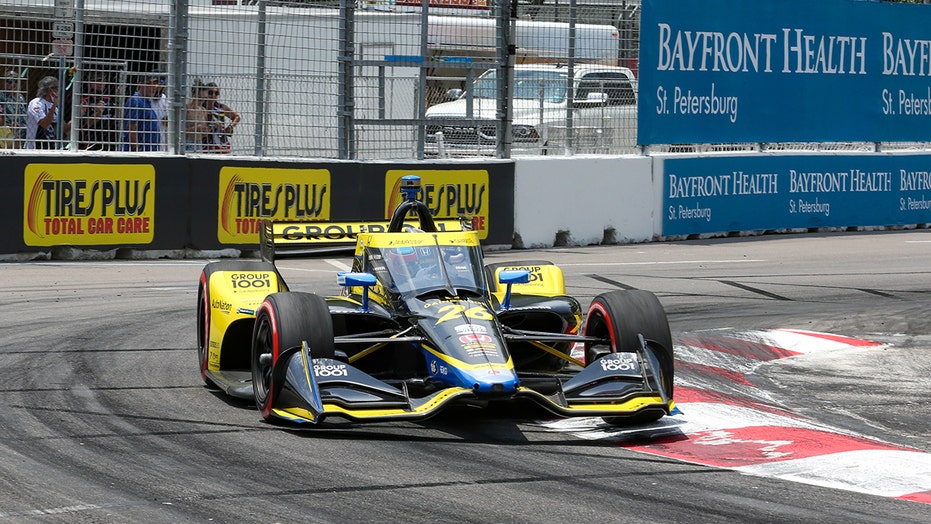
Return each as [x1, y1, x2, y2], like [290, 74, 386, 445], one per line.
[468, 366, 518, 395]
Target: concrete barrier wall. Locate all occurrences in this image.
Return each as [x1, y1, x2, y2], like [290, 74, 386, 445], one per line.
[513, 152, 931, 249]
[513, 156, 655, 248]
[4, 151, 929, 259]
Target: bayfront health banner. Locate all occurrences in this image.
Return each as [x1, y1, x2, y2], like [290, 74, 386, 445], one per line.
[639, 0, 931, 144]
[662, 155, 931, 236]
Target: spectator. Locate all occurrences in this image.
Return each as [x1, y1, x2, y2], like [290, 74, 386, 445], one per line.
[79, 73, 117, 150]
[122, 74, 163, 152]
[152, 80, 169, 150]
[201, 82, 239, 154]
[185, 80, 210, 153]
[26, 76, 70, 149]
[0, 106, 13, 148]
[0, 69, 26, 148]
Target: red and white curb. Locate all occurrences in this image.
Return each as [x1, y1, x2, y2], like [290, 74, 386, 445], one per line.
[542, 329, 931, 504]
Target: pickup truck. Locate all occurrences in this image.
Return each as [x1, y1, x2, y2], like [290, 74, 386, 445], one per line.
[424, 63, 638, 156]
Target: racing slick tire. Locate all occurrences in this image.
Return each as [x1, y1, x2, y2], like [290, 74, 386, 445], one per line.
[197, 260, 279, 386]
[583, 290, 674, 425]
[251, 292, 335, 421]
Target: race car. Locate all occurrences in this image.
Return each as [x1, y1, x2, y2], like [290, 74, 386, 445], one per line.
[196, 175, 675, 425]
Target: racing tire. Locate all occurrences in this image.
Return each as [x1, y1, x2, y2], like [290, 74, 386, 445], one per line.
[251, 292, 335, 421]
[583, 290, 674, 425]
[197, 260, 280, 386]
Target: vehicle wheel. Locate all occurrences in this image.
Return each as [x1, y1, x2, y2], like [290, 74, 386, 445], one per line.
[251, 292, 335, 421]
[196, 271, 212, 385]
[583, 290, 674, 424]
[197, 260, 280, 386]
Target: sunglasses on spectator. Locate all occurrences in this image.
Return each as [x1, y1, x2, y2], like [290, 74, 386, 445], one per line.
[207, 90, 219, 96]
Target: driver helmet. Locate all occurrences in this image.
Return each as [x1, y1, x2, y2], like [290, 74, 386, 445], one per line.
[386, 246, 417, 264]
[443, 246, 466, 264]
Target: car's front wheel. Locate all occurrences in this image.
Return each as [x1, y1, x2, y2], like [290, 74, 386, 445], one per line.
[251, 292, 335, 421]
[583, 289, 674, 424]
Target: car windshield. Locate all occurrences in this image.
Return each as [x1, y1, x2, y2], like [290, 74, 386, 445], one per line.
[472, 70, 568, 103]
[366, 242, 486, 297]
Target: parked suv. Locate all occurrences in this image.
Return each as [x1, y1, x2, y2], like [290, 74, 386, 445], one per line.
[425, 64, 638, 156]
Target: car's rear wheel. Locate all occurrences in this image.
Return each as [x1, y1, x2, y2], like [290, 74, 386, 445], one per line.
[197, 260, 280, 386]
[583, 289, 674, 424]
[251, 292, 335, 421]
[196, 271, 212, 385]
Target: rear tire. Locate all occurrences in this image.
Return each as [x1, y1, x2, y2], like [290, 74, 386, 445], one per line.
[583, 290, 674, 424]
[251, 292, 335, 421]
[197, 260, 280, 386]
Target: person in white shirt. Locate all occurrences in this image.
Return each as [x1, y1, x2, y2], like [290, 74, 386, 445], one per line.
[26, 76, 71, 149]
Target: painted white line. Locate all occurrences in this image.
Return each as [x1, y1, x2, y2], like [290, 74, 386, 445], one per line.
[276, 266, 336, 273]
[325, 258, 352, 272]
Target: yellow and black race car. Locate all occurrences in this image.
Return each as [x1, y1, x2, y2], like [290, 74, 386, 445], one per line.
[196, 175, 675, 425]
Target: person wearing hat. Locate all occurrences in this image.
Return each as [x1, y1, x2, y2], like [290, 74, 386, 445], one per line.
[122, 74, 164, 152]
[26, 75, 70, 149]
[0, 69, 27, 147]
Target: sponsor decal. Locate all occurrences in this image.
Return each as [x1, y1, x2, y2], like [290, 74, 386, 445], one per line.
[218, 167, 330, 244]
[276, 219, 463, 244]
[385, 169, 489, 239]
[211, 299, 232, 312]
[227, 272, 274, 292]
[459, 334, 493, 344]
[465, 346, 498, 357]
[313, 362, 349, 377]
[23, 164, 155, 246]
[429, 359, 449, 376]
[599, 352, 639, 372]
[455, 324, 488, 335]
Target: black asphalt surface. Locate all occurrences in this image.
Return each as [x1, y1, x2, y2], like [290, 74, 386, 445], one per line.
[0, 229, 929, 523]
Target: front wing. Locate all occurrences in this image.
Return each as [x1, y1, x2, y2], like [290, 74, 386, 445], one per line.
[268, 343, 674, 424]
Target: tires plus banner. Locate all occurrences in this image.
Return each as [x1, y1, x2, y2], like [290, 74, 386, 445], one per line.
[639, 0, 931, 144]
[662, 155, 931, 236]
[217, 167, 331, 244]
[23, 164, 155, 247]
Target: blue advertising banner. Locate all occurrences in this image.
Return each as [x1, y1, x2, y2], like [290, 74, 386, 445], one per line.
[639, 0, 931, 145]
[662, 155, 931, 236]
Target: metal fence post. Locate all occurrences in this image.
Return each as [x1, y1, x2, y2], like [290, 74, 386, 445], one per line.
[168, 0, 188, 155]
[338, 0, 355, 160]
[496, 0, 516, 159]
[254, 0, 267, 157]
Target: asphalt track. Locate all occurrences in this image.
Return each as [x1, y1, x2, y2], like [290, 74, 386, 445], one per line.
[1, 229, 930, 523]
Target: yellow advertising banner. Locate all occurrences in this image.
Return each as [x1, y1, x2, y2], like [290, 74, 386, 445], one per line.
[217, 167, 331, 244]
[23, 164, 156, 246]
[385, 170, 489, 239]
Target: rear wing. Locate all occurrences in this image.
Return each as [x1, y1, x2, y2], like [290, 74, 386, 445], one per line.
[259, 218, 468, 262]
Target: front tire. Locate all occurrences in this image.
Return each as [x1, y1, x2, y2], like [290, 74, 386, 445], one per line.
[583, 290, 674, 424]
[251, 292, 335, 421]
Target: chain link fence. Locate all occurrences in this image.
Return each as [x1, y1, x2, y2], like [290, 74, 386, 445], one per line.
[1, 0, 927, 159]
